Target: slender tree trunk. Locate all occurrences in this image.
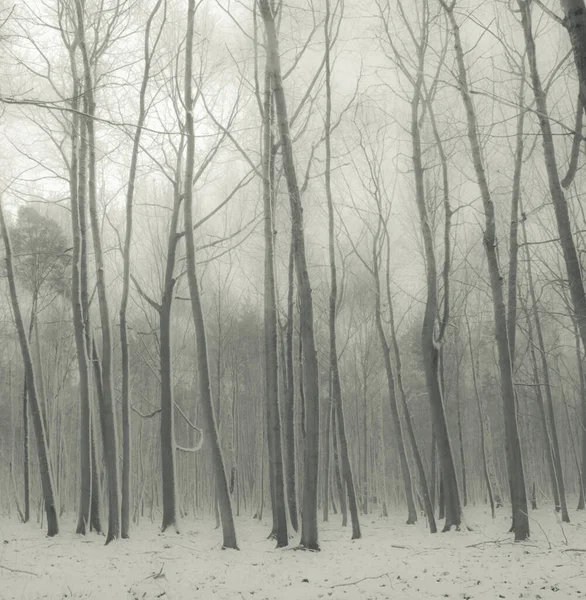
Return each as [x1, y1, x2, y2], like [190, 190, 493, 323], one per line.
[575, 319, 586, 510]
[76, 0, 120, 544]
[284, 242, 298, 531]
[507, 72, 526, 366]
[331, 401, 348, 526]
[442, 0, 529, 540]
[260, 0, 320, 550]
[118, 0, 163, 539]
[522, 226, 569, 521]
[520, 293, 560, 509]
[160, 182, 183, 533]
[262, 65, 288, 548]
[464, 313, 494, 517]
[323, 0, 360, 538]
[372, 233, 417, 525]
[23, 379, 30, 523]
[70, 85, 92, 535]
[323, 379, 332, 523]
[410, 45, 461, 530]
[182, 0, 237, 550]
[90, 413, 103, 534]
[455, 367, 467, 508]
[0, 201, 58, 537]
[160, 291, 178, 532]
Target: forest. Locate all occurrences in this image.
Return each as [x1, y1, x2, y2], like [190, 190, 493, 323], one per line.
[1, 0, 586, 598]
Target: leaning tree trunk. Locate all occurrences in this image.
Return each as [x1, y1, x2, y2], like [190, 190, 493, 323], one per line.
[262, 65, 288, 548]
[324, 0, 361, 540]
[410, 46, 462, 530]
[386, 266, 436, 531]
[520, 1, 586, 403]
[442, 0, 529, 540]
[182, 0, 238, 550]
[0, 201, 58, 537]
[260, 0, 320, 550]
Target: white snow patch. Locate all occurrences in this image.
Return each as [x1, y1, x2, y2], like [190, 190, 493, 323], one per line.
[0, 506, 585, 599]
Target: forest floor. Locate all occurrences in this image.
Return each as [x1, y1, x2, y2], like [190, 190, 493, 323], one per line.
[0, 504, 585, 600]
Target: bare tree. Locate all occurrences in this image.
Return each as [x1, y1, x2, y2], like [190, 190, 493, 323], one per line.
[440, 0, 529, 540]
[182, 0, 238, 550]
[259, 0, 321, 550]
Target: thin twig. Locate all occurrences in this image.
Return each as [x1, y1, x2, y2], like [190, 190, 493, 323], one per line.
[0, 564, 39, 577]
[331, 572, 392, 589]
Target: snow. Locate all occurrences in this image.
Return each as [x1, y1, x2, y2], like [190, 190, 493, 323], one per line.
[1, 506, 586, 599]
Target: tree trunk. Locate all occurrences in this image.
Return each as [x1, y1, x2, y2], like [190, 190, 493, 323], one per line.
[410, 43, 462, 530]
[575, 319, 586, 510]
[262, 64, 288, 547]
[90, 414, 103, 534]
[284, 242, 298, 531]
[442, 1, 529, 540]
[0, 201, 58, 537]
[76, 0, 120, 544]
[70, 87, 92, 535]
[521, 216, 569, 522]
[119, 0, 163, 539]
[182, 0, 237, 550]
[560, 0, 586, 110]
[331, 401, 348, 526]
[23, 379, 30, 523]
[372, 232, 417, 525]
[160, 182, 183, 533]
[520, 0, 586, 409]
[260, 0, 320, 550]
[465, 310, 497, 518]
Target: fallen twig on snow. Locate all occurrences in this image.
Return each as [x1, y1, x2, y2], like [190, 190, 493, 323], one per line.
[0, 564, 39, 577]
[331, 572, 392, 589]
[142, 564, 167, 582]
[562, 548, 586, 553]
[466, 540, 502, 548]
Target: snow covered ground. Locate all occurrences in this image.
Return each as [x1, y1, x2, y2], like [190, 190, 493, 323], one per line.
[1, 505, 585, 599]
